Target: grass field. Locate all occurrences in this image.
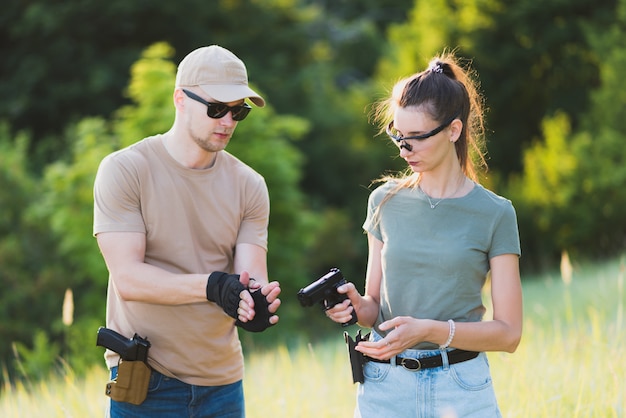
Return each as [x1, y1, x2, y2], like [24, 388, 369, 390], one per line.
[1, 256, 624, 417]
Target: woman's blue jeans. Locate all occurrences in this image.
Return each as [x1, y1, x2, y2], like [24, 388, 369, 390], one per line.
[355, 331, 502, 418]
[107, 366, 244, 418]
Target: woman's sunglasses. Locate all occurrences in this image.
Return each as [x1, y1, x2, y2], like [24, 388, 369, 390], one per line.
[386, 113, 459, 151]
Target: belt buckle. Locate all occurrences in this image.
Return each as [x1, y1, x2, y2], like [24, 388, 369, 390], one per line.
[399, 357, 421, 371]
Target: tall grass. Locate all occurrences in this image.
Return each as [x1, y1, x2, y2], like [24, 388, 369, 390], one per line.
[1, 364, 109, 417]
[1, 256, 624, 417]
[490, 255, 625, 417]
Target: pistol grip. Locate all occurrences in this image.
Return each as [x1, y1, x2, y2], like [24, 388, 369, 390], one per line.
[342, 309, 358, 327]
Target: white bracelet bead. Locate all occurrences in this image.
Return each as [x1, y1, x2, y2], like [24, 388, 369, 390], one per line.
[439, 319, 455, 350]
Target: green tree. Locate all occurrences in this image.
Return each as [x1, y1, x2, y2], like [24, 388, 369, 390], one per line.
[0, 124, 88, 382]
[20, 117, 116, 377]
[507, 113, 578, 266]
[0, 0, 319, 163]
[509, 0, 626, 266]
[564, 0, 626, 256]
[36, 118, 115, 281]
[470, 0, 616, 175]
[0, 126, 43, 379]
[114, 42, 177, 147]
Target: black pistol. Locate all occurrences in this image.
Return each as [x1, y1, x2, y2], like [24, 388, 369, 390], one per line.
[96, 327, 150, 363]
[297, 268, 358, 326]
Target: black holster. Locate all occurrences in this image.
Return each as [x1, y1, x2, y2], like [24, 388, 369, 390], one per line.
[344, 330, 370, 384]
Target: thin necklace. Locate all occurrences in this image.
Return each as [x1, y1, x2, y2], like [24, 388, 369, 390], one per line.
[419, 176, 466, 209]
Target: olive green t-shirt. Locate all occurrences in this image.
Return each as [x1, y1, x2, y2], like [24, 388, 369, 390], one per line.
[93, 134, 269, 386]
[363, 181, 521, 349]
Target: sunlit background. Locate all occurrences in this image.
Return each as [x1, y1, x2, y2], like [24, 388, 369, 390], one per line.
[1, 1, 625, 416]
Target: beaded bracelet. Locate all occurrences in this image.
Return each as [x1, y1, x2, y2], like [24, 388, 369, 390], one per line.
[439, 319, 456, 350]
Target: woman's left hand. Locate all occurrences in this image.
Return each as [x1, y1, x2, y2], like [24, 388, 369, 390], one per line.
[355, 316, 423, 360]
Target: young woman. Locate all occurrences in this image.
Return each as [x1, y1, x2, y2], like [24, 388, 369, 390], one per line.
[326, 53, 522, 417]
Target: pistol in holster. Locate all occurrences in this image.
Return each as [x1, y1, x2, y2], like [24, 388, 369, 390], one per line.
[96, 327, 152, 405]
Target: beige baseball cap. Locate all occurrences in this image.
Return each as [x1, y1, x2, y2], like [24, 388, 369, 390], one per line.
[175, 45, 265, 107]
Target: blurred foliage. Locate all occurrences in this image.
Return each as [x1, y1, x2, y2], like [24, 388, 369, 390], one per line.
[1, 0, 625, 383]
[509, 0, 626, 268]
[11, 331, 61, 382]
[468, 0, 617, 175]
[114, 42, 177, 147]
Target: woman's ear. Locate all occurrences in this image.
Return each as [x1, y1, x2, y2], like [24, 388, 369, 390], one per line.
[449, 118, 463, 143]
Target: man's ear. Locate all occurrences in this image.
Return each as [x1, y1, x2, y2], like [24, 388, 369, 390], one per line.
[173, 89, 185, 110]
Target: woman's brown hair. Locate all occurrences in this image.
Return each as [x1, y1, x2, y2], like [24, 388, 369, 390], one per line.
[368, 51, 488, 219]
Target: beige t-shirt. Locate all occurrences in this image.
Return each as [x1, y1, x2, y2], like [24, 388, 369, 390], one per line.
[93, 134, 269, 386]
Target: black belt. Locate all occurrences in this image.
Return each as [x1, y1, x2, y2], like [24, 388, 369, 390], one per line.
[367, 349, 479, 371]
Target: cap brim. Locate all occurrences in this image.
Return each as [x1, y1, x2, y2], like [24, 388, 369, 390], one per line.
[199, 85, 265, 107]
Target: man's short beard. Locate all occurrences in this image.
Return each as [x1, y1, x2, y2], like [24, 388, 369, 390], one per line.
[187, 118, 229, 153]
[193, 134, 225, 153]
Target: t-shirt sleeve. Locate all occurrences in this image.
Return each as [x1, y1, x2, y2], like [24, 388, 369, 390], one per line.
[362, 185, 385, 241]
[93, 153, 146, 236]
[235, 173, 270, 250]
[489, 200, 521, 258]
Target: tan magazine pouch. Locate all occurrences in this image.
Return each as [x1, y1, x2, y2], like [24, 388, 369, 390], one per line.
[105, 359, 151, 405]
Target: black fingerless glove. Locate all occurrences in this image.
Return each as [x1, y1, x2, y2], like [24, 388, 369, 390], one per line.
[235, 289, 275, 333]
[206, 272, 246, 319]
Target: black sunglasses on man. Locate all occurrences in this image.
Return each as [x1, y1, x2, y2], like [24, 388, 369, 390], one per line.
[182, 89, 252, 121]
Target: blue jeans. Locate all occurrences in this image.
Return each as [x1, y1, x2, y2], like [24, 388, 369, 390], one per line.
[355, 332, 501, 418]
[107, 366, 244, 418]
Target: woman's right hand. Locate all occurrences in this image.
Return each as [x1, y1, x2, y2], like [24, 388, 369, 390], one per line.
[325, 282, 360, 324]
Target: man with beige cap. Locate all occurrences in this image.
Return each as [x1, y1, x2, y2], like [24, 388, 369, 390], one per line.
[93, 45, 280, 417]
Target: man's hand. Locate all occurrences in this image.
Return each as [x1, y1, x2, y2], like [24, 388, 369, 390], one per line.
[235, 271, 281, 332]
